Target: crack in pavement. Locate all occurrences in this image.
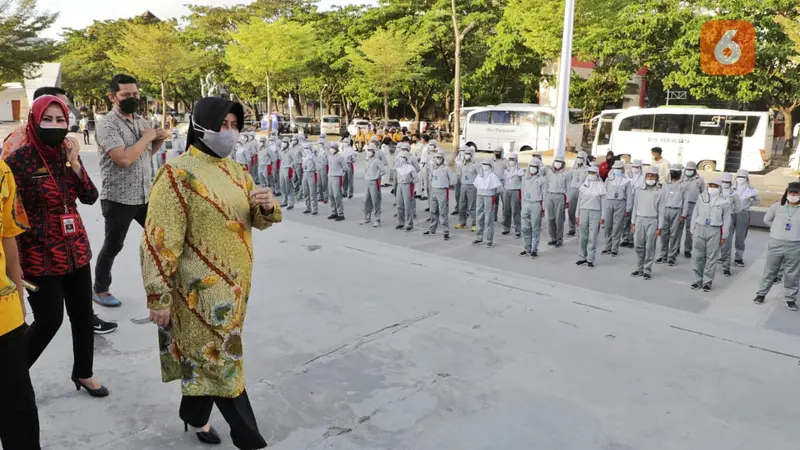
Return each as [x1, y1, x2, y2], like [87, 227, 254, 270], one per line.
[487, 280, 550, 297]
[669, 325, 800, 361]
[292, 311, 440, 375]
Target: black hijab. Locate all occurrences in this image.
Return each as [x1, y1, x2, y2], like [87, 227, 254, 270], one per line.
[186, 97, 245, 157]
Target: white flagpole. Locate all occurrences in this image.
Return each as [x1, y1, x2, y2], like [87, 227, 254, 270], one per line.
[553, 0, 576, 160]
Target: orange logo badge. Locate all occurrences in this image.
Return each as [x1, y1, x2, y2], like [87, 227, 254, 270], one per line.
[700, 20, 755, 76]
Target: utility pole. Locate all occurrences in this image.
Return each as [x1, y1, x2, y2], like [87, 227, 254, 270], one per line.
[553, 0, 576, 160]
[451, 0, 475, 150]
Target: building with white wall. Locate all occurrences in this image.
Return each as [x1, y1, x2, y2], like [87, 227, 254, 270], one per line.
[0, 83, 26, 122]
[0, 63, 63, 123]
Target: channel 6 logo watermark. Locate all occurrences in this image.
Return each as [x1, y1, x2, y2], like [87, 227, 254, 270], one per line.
[700, 20, 755, 76]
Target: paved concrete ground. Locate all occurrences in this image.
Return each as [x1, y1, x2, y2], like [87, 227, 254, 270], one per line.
[4, 128, 800, 449]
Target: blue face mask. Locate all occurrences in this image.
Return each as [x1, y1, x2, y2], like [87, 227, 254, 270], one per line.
[614, 169, 624, 177]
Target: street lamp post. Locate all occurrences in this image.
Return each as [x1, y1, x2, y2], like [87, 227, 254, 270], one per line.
[320, 84, 328, 119]
[553, 0, 576, 160]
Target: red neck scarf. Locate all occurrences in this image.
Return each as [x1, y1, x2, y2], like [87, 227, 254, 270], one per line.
[25, 95, 70, 158]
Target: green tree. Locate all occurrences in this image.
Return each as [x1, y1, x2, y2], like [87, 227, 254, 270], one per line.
[347, 27, 428, 125]
[225, 18, 316, 130]
[0, 0, 58, 84]
[108, 21, 200, 127]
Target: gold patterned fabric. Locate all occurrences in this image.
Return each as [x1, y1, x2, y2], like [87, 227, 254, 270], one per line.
[140, 146, 282, 397]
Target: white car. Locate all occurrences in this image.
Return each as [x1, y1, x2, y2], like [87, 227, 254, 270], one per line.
[347, 118, 371, 137]
[321, 115, 343, 135]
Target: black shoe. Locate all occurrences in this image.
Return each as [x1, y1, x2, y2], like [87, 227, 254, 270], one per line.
[656, 257, 665, 264]
[611, 252, 619, 257]
[668, 260, 675, 266]
[184, 422, 222, 445]
[723, 269, 731, 277]
[443, 234, 450, 241]
[554, 241, 563, 247]
[92, 315, 118, 335]
[520, 250, 529, 256]
[734, 259, 745, 267]
[753, 295, 765, 304]
[631, 271, 641, 277]
[575, 260, 587, 266]
[703, 284, 712, 292]
[287, 205, 294, 210]
[587, 262, 594, 268]
[450, 211, 459, 216]
[774, 277, 782, 283]
[348, 194, 353, 199]
[275, 192, 282, 197]
[422, 197, 428, 201]
[691, 283, 701, 290]
[328, 214, 337, 220]
[547, 241, 556, 246]
[515, 233, 521, 238]
[71, 376, 110, 398]
[472, 239, 483, 245]
[643, 273, 652, 280]
[601, 250, 610, 255]
[423, 230, 434, 236]
[302, 209, 311, 214]
[405, 226, 413, 231]
[486, 242, 493, 247]
[787, 301, 798, 311]
[395, 224, 404, 229]
[311, 212, 318, 216]
[567, 231, 576, 237]
[501, 230, 510, 235]
[335, 216, 345, 221]
[531, 251, 538, 258]
[424, 208, 430, 212]
[620, 242, 630, 248]
[684, 251, 691, 258]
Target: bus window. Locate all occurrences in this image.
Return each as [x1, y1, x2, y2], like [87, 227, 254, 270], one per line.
[745, 116, 760, 137]
[691, 115, 724, 136]
[519, 112, 537, 127]
[491, 111, 512, 124]
[618, 114, 654, 132]
[598, 121, 613, 146]
[654, 114, 691, 134]
[537, 113, 554, 127]
[470, 111, 490, 124]
[569, 110, 584, 124]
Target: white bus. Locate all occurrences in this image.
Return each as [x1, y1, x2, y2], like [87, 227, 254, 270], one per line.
[606, 107, 774, 172]
[584, 108, 633, 156]
[462, 105, 584, 153]
[450, 107, 482, 135]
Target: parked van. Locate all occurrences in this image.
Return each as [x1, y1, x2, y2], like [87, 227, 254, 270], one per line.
[321, 115, 343, 135]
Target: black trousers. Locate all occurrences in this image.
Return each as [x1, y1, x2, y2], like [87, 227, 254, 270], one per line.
[26, 264, 94, 379]
[0, 325, 41, 449]
[82, 130, 90, 145]
[94, 200, 147, 294]
[180, 390, 267, 450]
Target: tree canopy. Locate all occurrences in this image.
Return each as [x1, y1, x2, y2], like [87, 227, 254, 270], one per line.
[0, 0, 58, 84]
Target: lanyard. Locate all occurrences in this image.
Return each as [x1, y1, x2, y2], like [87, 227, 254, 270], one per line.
[118, 112, 141, 140]
[786, 205, 798, 220]
[36, 150, 69, 214]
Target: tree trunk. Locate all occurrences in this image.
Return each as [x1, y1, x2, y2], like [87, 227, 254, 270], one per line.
[160, 80, 168, 128]
[410, 103, 421, 134]
[777, 105, 796, 154]
[383, 89, 389, 127]
[266, 75, 272, 133]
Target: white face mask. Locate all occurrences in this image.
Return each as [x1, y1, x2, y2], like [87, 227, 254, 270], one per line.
[435, 157, 444, 165]
[194, 123, 238, 159]
[529, 166, 539, 175]
[708, 187, 720, 197]
[329, 148, 336, 154]
[788, 194, 800, 204]
[482, 164, 492, 174]
[367, 150, 375, 158]
[736, 177, 747, 185]
[722, 182, 731, 190]
[508, 161, 516, 168]
[553, 162, 564, 170]
[685, 169, 695, 177]
[645, 179, 656, 187]
[576, 158, 584, 166]
[632, 167, 641, 175]
[465, 154, 472, 161]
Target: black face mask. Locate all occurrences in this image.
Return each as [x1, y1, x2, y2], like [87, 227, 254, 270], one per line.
[118, 97, 139, 115]
[671, 171, 681, 180]
[35, 126, 69, 148]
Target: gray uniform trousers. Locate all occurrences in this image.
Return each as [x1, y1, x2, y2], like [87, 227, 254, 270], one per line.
[344, 162, 355, 196]
[476, 195, 495, 244]
[492, 194, 500, 222]
[603, 199, 626, 252]
[328, 175, 344, 216]
[682, 202, 697, 253]
[270, 165, 280, 195]
[692, 224, 722, 285]
[546, 193, 566, 243]
[567, 187, 580, 233]
[732, 210, 749, 262]
[634, 217, 659, 274]
[279, 168, 294, 207]
[756, 238, 800, 302]
[363, 179, 382, 223]
[721, 213, 738, 270]
[429, 188, 450, 234]
[621, 212, 632, 244]
[302, 172, 318, 214]
[459, 185, 477, 227]
[660, 207, 682, 261]
[397, 182, 414, 227]
[453, 178, 462, 212]
[502, 190, 522, 234]
[317, 169, 328, 202]
[579, 209, 602, 263]
[293, 167, 303, 198]
[521, 201, 543, 253]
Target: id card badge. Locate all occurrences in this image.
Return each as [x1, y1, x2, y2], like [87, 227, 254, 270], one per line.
[614, 192, 619, 199]
[705, 218, 711, 226]
[61, 213, 78, 237]
[786, 223, 792, 231]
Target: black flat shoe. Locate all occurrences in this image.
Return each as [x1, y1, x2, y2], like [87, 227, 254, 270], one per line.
[185, 422, 222, 445]
[71, 376, 109, 398]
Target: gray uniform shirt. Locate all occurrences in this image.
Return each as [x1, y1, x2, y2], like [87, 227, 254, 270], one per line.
[328, 153, 346, 176]
[364, 157, 385, 180]
[504, 166, 524, 190]
[430, 164, 455, 189]
[763, 203, 800, 241]
[458, 162, 478, 186]
[577, 187, 605, 211]
[522, 174, 547, 203]
[544, 168, 569, 194]
[662, 181, 689, 216]
[690, 194, 732, 239]
[682, 176, 705, 203]
[567, 166, 589, 189]
[632, 186, 665, 228]
[605, 175, 634, 212]
[95, 108, 154, 205]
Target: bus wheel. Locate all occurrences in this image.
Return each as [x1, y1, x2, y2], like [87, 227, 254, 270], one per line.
[697, 160, 716, 172]
[520, 146, 532, 152]
[466, 142, 476, 150]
